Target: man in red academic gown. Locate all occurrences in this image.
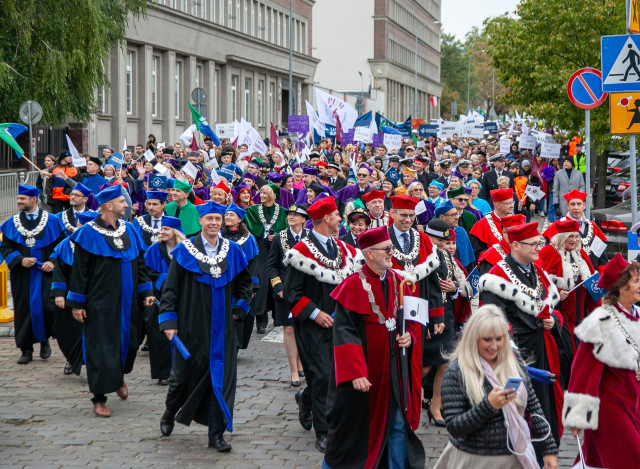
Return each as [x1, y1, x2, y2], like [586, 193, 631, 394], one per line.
[478, 222, 564, 447]
[323, 226, 425, 469]
[469, 188, 515, 260]
[476, 214, 525, 275]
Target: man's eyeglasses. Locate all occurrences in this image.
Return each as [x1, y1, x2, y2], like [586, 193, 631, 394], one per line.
[357, 173, 369, 178]
[368, 246, 394, 254]
[517, 241, 545, 249]
[497, 200, 515, 206]
[453, 197, 469, 203]
[442, 212, 460, 218]
[393, 212, 416, 219]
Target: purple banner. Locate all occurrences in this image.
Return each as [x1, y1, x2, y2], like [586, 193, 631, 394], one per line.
[341, 129, 354, 145]
[372, 133, 384, 147]
[287, 115, 310, 133]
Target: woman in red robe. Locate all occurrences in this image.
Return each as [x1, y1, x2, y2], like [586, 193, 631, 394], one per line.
[563, 254, 640, 469]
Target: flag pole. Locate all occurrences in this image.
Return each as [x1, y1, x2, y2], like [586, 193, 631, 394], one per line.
[21, 154, 46, 174]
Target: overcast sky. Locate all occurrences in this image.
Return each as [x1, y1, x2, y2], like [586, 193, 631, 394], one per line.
[441, 0, 520, 41]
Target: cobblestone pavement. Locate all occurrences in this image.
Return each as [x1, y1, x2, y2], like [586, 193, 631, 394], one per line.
[0, 326, 579, 468]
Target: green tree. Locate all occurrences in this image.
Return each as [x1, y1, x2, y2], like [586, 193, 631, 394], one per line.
[440, 32, 467, 118]
[486, 0, 625, 206]
[0, 0, 147, 125]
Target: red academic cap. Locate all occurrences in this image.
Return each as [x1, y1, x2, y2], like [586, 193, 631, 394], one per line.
[597, 253, 630, 290]
[213, 181, 231, 194]
[358, 226, 391, 250]
[508, 222, 540, 243]
[390, 195, 419, 211]
[502, 214, 526, 229]
[306, 196, 338, 220]
[542, 219, 580, 239]
[362, 190, 385, 204]
[315, 161, 328, 167]
[563, 189, 587, 203]
[490, 188, 514, 202]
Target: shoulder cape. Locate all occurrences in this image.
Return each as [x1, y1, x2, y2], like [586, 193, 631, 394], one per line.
[1, 212, 65, 248]
[69, 221, 144, 261]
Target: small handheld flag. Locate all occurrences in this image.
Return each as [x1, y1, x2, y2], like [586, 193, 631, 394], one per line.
[468, 267, 480, 296]
[188, 102, 220, 146]
[403, 296, 429, 325]
[583, 272, 606, 302]
[0, 123, 27, 158]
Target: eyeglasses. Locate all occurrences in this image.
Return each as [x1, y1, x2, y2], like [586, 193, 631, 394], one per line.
[517, 241, 545, 249]
[393, 212, 416, 219]
[357, 173, 369, 178]
[497, 200, 515, 206]
[368, 246, 394, 254]
[453, 197, 469, 203]
[443, 212, 460, 218]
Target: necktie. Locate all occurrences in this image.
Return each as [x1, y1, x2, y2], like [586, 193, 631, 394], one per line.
[28, 214, 35, 221]
[326, 240, 336, 260]
[401, 232, 410, 254]
[577, 221, 583, 228]
[294, 235, 299, 243]
[152, 219, 159, 229]
[497, 172, 502, 178]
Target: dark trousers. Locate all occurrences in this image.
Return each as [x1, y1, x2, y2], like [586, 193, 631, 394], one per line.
[92, 393, 107, 404]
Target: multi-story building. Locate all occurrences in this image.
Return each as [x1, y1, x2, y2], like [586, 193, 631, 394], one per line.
[79, 0, 318, 155]
[312, 0, 441, 122]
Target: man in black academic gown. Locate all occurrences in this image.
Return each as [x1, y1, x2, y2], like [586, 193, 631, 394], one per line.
[158, 201, 253, 452]
[66, 185, 154, 418]
[133, 191, 166, 250]
[55, 182, 91, 235]
[480, 153, 515, 204]
[283, 196, 363, 453]
[0, 185, 66, 364]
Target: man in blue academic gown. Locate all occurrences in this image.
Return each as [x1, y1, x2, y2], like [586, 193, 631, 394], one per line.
[158, 202, 253, 452]
[0, 185, 66, 364]
[66, 185, 154, 418]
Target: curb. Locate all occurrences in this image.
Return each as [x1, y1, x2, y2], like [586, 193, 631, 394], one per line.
[0, 326, 14, 337]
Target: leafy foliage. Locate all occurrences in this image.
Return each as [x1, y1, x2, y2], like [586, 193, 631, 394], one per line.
[0, 0, 146, 125]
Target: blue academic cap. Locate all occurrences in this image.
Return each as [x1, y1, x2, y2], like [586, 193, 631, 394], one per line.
[434, 200, 455, 217]
[76, 211, 99, 225]
[161, 215, 184, 234]
[428, 180, 444, 190]
[71, 183, 92, 198]
[225, 203, 247, 221]
[95, 185, 123, 206]
[18, 185, 39, 198]
[166, 178, 176, 189]
[146, 191, 168, 202]
[197, 201, 227, 218]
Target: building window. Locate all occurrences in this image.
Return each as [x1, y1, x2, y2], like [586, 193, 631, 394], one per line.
[236, 0, 241, 30]
[231, 75, 238, 121]
[218, 0, 224, 24]
[214, 69, 219, 122]
[257, 80, 264, 126]
[243, 0, 248, 33]
[269, 82, 275, 124]
[258, 5, 263, 38]
[251, 1, 255, 36]
[301, 22, 306, 52]
[193, 0, 199, 16]
[202, 0, 207, 19]
[276, 11, 281, 45]
[244, 78, 251, 121]
[151, 57, 158, 117]
[196, 64, 203, 89]
[182, 0, 188, 12]
[175, 61, 182, 119]
[126, 51, 133, 115]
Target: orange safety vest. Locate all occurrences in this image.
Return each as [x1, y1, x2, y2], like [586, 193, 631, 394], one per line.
[51, 166, 79, 201]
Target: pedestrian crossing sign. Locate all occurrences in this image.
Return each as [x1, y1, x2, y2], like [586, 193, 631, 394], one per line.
[609, 92, 640, 134]
[602, 35, 640, 92]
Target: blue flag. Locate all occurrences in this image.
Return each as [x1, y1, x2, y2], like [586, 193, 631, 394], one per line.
[148, 175, 167, 189]
[583, 272, 606, 301]
[385, 167, 401, 184]
[108, 152, 123, 168]
[468, 267, 480, 296]
[189, 102, 221, 146]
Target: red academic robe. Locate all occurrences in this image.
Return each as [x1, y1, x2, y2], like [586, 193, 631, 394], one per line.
[326, 265, 424, 469]
[563, 304, 640, 469]
[477, 239, 510, 274]
[451, 256, 473, 328]
[469, 212, 503, 247]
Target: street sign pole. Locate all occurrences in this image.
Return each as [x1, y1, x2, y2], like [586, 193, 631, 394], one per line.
[27, 102, 33, 161]
[585, 108, 591, 219]
[631, 135, 638, 226]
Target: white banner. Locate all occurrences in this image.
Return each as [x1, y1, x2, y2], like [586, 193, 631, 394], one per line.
[461, 123, 485, 139]
[181, 161, 199, 180]
[353, 126, 371, 143]
[66, 135, 86, 168]
[237, 118, 268, 155]
[215, 123, 236, 140]
[383, 134, 403, 151]
[403, 296, 429, 325]
[499, 138, 511, 154]
[540, 142, 561, 159]
[518, 135, 537, 150]
[306, 100, 326, 137]
[438, 122, 460, 139]
[315, 88, 358, 130]
[524, 185, 546, 201]
[143, 149, 155, 162]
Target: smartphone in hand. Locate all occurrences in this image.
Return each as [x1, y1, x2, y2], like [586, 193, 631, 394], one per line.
[503, 376, 523, 395]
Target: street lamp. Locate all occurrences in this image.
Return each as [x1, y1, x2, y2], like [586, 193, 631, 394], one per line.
[414, 20, 440, 119]
[467, 49, 485, 115]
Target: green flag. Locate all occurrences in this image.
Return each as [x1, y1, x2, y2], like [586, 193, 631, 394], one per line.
[0, 123, 27, 158]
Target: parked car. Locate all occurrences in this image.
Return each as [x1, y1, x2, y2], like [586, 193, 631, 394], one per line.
[591, 199, 639, 259]
[594, 151, 635, 208]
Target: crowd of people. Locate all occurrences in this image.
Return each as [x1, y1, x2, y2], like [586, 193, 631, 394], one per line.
[2, 125, 639, 469]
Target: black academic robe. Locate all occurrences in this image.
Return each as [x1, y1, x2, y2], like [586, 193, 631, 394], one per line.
[339, 232, 358, 248]
[159, 235, 252, 436]
[479, 255, 564, 446]
[266, 227, 309, 325]
[56, 207, 80, 235]
[143, 241, 173, 380]
[328, 177, 347, 192]
[284, 233, 362, 436]
[134, 214, 161, 250]
[325, 266, 425, 469]
[480, 169, 515, 204]
[0, 211, 66, 350]
[66, 218, 153, 395]
[50, 238, 84, 375]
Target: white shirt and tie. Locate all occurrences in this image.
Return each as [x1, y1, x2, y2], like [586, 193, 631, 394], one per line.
[309, 229, 336, 320]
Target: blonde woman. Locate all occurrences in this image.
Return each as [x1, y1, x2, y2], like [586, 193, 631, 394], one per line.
[407, 181, 427, 200]
[435, 305, 558, 469]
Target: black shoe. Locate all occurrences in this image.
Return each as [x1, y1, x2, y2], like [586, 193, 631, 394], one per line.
[160, 411, 175, 436]
[295, 390, 312, 431]
[17, 351, 32, 365]
[427, 406, 446, 427]
[208, 434, 232, 452]
[63, 362, 73, 375]
[291, 380, 301, 387]
[298, 370, 305, 378]
[257, 326, 266, 334]
[315, 434, 327, 453]
[40, 341, 51, 360]
[140, 341, 149, 352]
[157, 379, 170, 386]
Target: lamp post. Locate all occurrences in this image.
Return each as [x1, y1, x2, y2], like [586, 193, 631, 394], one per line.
[288, 0, 293, 117]
[358, 71, 364, 116]
[414, 20, 440, 118]
[467, 49, 484, 115]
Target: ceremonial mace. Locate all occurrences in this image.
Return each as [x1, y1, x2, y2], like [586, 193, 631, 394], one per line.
[398, 278, 416, 413]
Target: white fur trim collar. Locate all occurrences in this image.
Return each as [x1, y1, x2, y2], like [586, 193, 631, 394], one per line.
[574, 305, 640, 371]
[547, 247, 592, 291]
[478, 271, 560, 316]
[562, 392, 600, 430]
[284, 246, 364, 285]
[392, 249, 439, 284]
